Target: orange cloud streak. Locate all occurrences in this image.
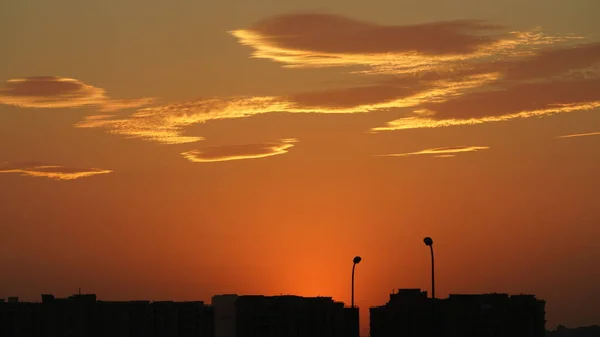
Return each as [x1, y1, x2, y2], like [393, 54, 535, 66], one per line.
[0, 162, 112, 180]
[76, 73, 497, 144]
[372, 79, 600, 132]
[557, 131, 600, 138]
[181, 139, 297, 163]
[0, 77, 154, 111]
[378, 146, 489, 157]
[231, 13, 573, 74]
[74, 16, 599, 142]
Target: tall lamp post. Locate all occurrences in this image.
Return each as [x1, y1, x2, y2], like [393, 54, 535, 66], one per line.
[423, 237, 435, 337]
[351, 256, 362, 308]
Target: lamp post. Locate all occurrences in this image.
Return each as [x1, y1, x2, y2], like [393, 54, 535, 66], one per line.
[351, 256, 362, 308]
[423, 237, 435, 337]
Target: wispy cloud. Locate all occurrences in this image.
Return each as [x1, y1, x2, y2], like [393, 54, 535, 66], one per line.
[76, 96, 289, 144]
[557, 131, 600, 138]
[476, 42, 600, 82]
[181, 139, 297, 163]
[74, 14, 600, 144]
[371, 41, 600, 132]
[75, 73, 497, 144]
[372, 78, 600, 131]
[288, 73, 498, 110]
[231, 13, 570, 74]
[0, 77, 154, 111]
[378, 146, 489, 158]
[0, 162, 112, 180]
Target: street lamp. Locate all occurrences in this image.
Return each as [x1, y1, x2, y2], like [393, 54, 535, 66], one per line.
[351, 256, 362, 308]
[423, 237, 435, 337]
[423, 237, 435, 300]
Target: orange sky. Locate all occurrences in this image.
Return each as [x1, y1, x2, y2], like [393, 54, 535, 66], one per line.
[1, 0, 600, 333]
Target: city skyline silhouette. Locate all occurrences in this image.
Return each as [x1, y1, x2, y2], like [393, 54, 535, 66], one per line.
[0, 286, 590, 336]
[1, 246, 598, 335]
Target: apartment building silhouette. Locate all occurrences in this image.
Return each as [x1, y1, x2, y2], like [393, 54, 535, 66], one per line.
[369, 288, 546, 337]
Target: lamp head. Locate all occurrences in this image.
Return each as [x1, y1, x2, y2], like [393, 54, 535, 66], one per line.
[423, 237, 434, 246]
[353, 256, 362, 264]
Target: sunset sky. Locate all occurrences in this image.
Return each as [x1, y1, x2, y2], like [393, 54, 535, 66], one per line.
[1, 0, 600, 332]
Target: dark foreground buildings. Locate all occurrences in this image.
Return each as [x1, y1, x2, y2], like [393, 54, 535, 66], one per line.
[0, 294, 214, 337]
[0, 294, 359, 337]
[370, 288, 546, 337]
[1, 289, 549, 337]
[547, 325, 600, 337]
[233, 295, 358, 337]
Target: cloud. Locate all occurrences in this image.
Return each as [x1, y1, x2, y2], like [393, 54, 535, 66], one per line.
[369, 41, 600, 131]
[372, 78, 600, 131]
[0, 162, 112, 180]
[557, 131, 600, 139]
[75, 16, 599, 143]
[181, 139, 297, 163]
[419, 41, 600, 84]
[289, 72, 499, 110]
[76, 73, 498, 144]
[378, 146, 489, 157]
[231, 13, 569, 74]
[98, 97, 157, 112]
[75, 96, 290, 144]
[0, 77, 154, 111]
[288, 77, 426, 109]
[480, 42, 600, 82]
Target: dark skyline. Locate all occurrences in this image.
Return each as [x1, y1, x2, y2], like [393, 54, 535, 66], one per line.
[3, 289, 594, 337]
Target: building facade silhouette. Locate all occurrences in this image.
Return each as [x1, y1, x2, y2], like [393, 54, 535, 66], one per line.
[370, 288, 546, 337]
[234, 295, 358, 337]
[0, 294, 214, 337]
[547, 325, 600, 337]
[1, 293, 357, 337]
[212, 294, 238, 337]
[369, 289, 431, 337]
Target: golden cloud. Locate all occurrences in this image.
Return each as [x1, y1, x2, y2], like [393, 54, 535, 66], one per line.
[372, 78, 600, 132]
[378, 146, 489, 157]
[480, 42, 600, 82]
[557, 131, 600, 139]
[231, 13, 571, 74]
[181, 138, 297, 163]
[0, 76, 154, 111]
[372, 41, 600, 131]
[75, 96, 289, 144]
[0, 162, 112, 180]
[75, 15, 600, 143]
[76, 73, 498, 144]
[421, 41, 600, 84]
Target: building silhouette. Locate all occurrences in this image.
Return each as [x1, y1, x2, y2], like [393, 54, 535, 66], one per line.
[212, 295, 238, 337]
[0, 297, 39, 337]
[1, 293, 357, 337]
[369, 289, 431, 337]
[370, 288, 546, 337]
[216, 294, 358, 337]
[0, 294, 214, 337]
[1, 290, 553, 337]
[547, 325, 600, 337]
